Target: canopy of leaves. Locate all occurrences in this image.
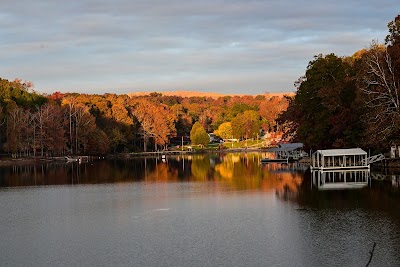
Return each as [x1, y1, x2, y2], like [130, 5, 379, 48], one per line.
[190, 122, 209, 146]
[231, 110, 261, 139]
[277, 54, 363, 150]
[214, 122, 233, 140]
[0, 78, 47, 108]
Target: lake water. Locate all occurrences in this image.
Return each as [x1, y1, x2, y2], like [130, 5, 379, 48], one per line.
[1, 152, 400, 266]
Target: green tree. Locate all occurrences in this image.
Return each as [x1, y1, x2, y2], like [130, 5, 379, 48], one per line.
[231, 110, 261, 140]
[226, 103, 254, 121]
[277, 54, 362, 149]
[190, 122, 203, 140]
[190, 122, 209, 147]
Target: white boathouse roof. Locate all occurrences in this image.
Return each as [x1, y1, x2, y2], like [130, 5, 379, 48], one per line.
[268, 143, 303, 152]
[316, 148, 367, 157]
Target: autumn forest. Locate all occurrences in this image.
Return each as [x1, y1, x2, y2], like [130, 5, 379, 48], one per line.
[0, 78, 289, 157]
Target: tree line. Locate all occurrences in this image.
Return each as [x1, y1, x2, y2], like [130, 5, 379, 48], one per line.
[0, 80, 289, 157]
[278, 15, 400, 153]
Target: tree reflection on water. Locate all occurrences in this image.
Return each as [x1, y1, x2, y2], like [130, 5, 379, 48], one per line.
[0, 153, 305, 194]
[2, 152, 400, 215]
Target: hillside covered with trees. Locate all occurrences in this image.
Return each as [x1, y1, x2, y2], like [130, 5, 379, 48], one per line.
[0, 80, 289, 157]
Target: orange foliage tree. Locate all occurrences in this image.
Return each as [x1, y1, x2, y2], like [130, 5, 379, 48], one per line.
[133, 99, 177, 151]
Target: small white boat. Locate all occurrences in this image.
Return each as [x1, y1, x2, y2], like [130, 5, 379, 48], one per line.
[64, 156, 78, 162]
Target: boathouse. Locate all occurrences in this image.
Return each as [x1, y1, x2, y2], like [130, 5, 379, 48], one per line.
[267, 143, 306, 160]
[311, 148, 369, 170]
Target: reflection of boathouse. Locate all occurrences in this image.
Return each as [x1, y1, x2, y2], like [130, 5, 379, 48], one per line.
[311, 148, 369, 171]
[312, 170, 370, 190]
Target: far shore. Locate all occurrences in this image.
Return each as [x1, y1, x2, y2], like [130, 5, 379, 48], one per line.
[3, 152, 400, 172]
[0, 158, 43, 166]
[0, 148, 269, 167]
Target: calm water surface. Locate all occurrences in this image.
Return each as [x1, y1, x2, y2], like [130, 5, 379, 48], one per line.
[1, 152, 400, 266]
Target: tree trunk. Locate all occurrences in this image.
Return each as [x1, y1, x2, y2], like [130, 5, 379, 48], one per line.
[143, 135, 147, 152]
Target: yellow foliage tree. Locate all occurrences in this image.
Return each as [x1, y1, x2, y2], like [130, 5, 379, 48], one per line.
[214, 122, 232, 140]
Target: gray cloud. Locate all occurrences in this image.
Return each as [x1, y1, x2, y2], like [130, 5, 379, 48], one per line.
[0, 0, 397, 94]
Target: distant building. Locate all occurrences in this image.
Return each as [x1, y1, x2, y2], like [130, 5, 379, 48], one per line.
[208, 133, 223, 143]
[262, 131, 284, 146]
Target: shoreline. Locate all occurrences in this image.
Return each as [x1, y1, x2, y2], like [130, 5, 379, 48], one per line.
[0, 157, 63, 166]
[0, 148, 268, 167]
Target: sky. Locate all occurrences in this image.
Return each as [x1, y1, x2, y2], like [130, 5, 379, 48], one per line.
[0, 0, 398, 95]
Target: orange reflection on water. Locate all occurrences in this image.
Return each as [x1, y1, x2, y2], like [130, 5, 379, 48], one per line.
[0, 153, 305, 194]
[259, 163, 303, 194]
[135, 153, 304, 194]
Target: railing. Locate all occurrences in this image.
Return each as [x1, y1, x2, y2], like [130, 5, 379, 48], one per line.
[361, 154, 385, 165]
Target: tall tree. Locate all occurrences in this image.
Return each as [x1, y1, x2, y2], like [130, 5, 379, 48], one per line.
[277, 54, 362, 149]
[214, 122, 233, 140]
[259, 95, 289, 131]
[61, 95, 78, 154]
[190, 122, 209, 147]
[35, 104, 51, 157]
[133, 99, 177, 151]
[231, 110, 261, 140]
[74, 104, 96, 154]
[4, 101, 23, 157]
[44, 104, 67, 156]
[360, 15, 400, 149]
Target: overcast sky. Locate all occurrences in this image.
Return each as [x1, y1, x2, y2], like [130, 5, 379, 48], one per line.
[0, 0, 398, 95]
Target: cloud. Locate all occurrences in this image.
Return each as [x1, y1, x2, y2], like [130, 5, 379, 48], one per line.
[0, 0, 397, 94]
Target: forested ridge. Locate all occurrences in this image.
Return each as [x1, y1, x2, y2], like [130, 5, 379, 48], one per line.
[0, 80, 289, 157]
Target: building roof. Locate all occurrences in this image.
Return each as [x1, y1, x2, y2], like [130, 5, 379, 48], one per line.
[267, 143, 304, 152]
[278, 143, 303, 149]
[316, 148, 367, 157]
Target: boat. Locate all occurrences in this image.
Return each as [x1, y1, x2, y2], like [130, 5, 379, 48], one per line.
[260, 157, 301, 163]
[64, 156, 78, 162]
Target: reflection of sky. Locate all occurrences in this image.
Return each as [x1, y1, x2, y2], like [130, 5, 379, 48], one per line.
[1, 0, 395, 94]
